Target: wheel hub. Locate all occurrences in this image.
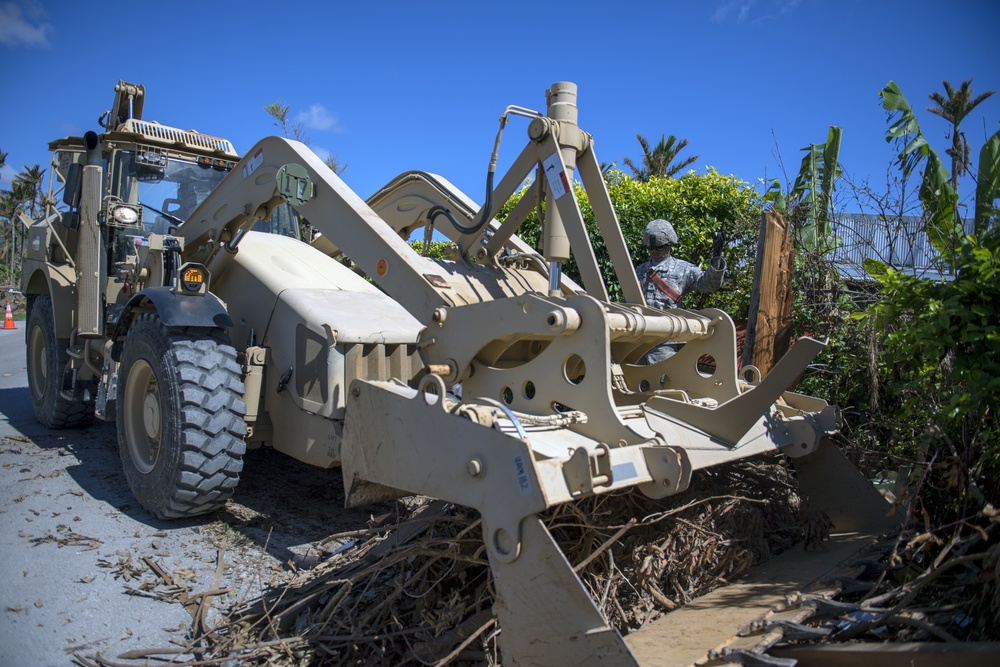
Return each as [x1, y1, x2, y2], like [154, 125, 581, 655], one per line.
[124, 360, 162, 474]
[142, 393, 161, 440]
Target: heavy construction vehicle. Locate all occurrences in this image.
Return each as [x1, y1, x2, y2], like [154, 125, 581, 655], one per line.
[22, 80, 890, 666]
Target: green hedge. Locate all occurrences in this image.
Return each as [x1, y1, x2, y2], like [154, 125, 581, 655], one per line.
[498, 169, 763, 314]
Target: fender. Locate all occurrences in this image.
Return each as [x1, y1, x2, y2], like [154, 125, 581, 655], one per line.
[21, 262, 77, 339]
[111, 287, 233, 359]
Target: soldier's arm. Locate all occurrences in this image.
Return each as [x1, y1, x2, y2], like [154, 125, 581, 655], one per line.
[689, 257, 726, 293]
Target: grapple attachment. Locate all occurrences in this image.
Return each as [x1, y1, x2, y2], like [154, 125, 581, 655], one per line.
[242, 80, 885, 666]
[341, 296, 861, 666]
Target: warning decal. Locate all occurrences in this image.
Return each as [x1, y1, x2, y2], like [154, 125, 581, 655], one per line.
[542, 152, 570, 199]
[242, 148, 264, 179]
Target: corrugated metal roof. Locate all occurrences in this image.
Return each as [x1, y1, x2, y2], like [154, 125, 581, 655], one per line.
[827, 214, 973, 281]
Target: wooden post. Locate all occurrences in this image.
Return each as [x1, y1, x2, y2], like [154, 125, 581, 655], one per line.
[743, 211, 794, 376]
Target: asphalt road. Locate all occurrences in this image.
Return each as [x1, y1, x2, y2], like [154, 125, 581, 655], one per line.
[0, 323, 378, 666]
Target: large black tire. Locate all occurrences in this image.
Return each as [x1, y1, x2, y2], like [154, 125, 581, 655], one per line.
[116, 313, 247, 519]
[25, 295, 93, 428]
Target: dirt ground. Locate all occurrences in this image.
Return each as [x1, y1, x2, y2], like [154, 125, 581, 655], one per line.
[0, 327, 387, 666]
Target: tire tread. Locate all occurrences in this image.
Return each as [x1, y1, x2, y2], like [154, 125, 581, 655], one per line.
[118, 314, 246, 520]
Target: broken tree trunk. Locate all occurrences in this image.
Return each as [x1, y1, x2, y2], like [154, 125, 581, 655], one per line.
[743, 210, 795, 376]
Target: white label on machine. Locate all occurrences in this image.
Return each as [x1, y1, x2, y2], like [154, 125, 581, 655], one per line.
[513, 455, 532, 496]
[613, 461, 638, 482]
[242, 148, 264, 179]
[542, 152, 570, 199]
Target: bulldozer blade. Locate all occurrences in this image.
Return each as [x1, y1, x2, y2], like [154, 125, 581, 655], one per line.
[624, 441, 896, 666]
[342, 377, 643, 666]
[624, 529, 884, 667]
[789, 437, 898, 533]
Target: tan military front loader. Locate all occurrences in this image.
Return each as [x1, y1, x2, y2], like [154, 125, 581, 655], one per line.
[22, 80, 889, 666]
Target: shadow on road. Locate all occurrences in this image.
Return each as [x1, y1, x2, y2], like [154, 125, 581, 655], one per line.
[1, 384, 386, 566]
[0, 386, 201, 530]
[219, 446, 393, 565]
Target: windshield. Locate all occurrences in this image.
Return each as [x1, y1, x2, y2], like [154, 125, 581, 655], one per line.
[253, 204, 305, 241]
[110, 150, 229, 234]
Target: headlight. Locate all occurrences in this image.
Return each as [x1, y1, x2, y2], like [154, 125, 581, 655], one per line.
[139, 151, 167, 166]
[112, 205, 139, 225]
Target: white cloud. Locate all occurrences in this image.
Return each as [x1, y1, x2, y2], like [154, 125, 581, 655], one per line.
[0, 2, 51, 47]
[712, 0, 801, 24]
[294, 104, 341, 132]
[1, 164, 15, 188]
[311, 145, 332, 162]
[712, 0, 757, 23]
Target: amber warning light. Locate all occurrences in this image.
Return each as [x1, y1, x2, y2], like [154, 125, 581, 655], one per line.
[182, 267, 205, 292]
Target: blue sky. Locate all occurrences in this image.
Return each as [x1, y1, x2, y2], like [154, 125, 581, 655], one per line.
[1, 0, 998, 216]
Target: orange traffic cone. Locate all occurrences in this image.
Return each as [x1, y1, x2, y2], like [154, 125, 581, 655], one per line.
[3, 302, 15, 330]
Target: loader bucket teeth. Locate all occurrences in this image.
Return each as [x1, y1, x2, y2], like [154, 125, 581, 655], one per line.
[490, 516, 639, 666]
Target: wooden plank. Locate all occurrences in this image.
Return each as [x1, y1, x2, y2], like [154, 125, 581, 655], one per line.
[624, 532, 878, 667]
[768, 642, 1000, 667]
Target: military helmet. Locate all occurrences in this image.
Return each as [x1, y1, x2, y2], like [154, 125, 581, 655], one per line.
[643, 219, 678, 247]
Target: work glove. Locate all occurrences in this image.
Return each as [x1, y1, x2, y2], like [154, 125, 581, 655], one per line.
[711, 229, 727, 259]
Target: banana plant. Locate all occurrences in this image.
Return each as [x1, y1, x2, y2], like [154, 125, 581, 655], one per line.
[763, 125, 842, 255]
[880, 81, 962, 264]
[882, 80, 1000, 259]
[792, 126, 842, 254]
[975, 126, 1000, 236]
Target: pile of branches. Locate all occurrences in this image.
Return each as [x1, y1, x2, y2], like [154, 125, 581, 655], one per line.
[782, 499, 1000, 646]
[143, 455, 819, 666]
[93, 453, 1000, 667]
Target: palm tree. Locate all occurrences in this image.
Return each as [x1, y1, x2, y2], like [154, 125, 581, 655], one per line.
[1, 188, 21, 283]
[927, 79, 996, 188]
[13, 164, 45, 218]
[2, 165, 45, 283]
[623, 133, 699, 182]
[0, 190, 17, 218]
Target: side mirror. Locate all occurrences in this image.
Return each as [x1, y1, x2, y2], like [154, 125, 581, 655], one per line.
[62, 162, 82, 208]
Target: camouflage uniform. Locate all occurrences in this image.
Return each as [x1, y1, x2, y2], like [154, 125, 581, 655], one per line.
[636, 255, 726, 363]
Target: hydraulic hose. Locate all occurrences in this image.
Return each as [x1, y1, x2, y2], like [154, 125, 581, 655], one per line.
[428, 105, 542, 236]
[427, 170, 495, 235]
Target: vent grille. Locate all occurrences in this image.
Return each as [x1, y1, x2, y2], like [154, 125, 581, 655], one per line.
[120, 119, 238, 157]
[345, 343, 423, 386]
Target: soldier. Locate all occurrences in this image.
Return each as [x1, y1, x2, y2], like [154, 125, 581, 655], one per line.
[636, 218, 727, 363]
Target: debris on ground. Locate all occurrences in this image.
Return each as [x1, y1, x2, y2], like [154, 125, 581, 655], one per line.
[777, 502, 999, 646]
[74, 449, 999, 667]
[100, 456, 821, 666]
